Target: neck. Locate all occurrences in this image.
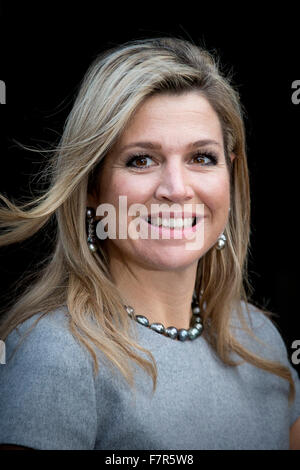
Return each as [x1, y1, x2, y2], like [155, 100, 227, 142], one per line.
[108, 253, 198, 330]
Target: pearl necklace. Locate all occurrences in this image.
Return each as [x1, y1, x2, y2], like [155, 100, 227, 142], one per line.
[124, 292, 203, 341]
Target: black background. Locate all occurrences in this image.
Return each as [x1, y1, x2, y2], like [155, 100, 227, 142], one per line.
[0, 4, 299, 375]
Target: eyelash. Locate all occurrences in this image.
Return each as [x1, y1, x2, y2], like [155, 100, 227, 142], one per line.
[125, 151, 218, 170]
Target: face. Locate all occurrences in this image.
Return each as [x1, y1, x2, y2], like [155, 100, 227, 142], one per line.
[89, 91, 234, 271]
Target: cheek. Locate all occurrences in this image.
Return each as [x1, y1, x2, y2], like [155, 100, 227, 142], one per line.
[197, 173, 230, 211]
[98, 170, 124, 204]
[100, 172, 154, 205]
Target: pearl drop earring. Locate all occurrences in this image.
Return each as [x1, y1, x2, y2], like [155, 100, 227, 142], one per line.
[86, 207, 98, 253]
[216, 233, 227, 250]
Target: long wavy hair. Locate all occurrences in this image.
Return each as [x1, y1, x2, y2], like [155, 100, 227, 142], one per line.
[0, 36, 295, 403]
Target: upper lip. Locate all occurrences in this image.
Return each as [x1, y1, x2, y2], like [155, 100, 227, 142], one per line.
[144, 212, 203, 220]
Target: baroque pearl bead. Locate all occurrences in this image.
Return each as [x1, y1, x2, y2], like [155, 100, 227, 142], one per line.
[150, 323, 165, 334]
[165, 327, 178, 339]
[188, 327, 201, 340]
[193, 315, 202, 323]
[178, 329, 189, 341]
[135, 315, 149, 327]
[192, 306, 201, 315]
[86, 208, 94, 218]
[195, 323, 204, 333]
[88, 243, 97, 252]
[125, 306, 134, 317]
[216, 239, 225, 250]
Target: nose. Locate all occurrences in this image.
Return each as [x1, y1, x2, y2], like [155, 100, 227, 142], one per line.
[154, 159, 194, 203]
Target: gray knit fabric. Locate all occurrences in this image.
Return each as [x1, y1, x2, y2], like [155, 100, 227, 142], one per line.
[0, 302, 299, 450]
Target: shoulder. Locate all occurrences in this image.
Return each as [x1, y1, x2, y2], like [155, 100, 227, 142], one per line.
[2, 306, 95, 384]
[235, 302, 300, 429]
[230, 300, 290, 363]
[0, 307, 98, 449]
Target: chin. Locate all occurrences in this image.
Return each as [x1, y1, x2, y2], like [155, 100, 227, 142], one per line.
[129, 245, 203, 271]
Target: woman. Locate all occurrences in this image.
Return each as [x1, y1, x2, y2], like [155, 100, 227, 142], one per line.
[0, 37, 299, 450]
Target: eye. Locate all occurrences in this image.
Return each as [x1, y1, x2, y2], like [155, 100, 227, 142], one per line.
[125, 154, 155, 170]
[192, 151, 218, 166]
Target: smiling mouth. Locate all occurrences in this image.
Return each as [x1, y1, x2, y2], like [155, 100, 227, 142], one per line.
[146, 216, 199, 229]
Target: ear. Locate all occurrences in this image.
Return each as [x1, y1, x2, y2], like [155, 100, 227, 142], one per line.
[230, 152, 236, 163]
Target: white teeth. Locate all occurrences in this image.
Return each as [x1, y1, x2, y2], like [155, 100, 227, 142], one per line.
[150, 217, 161, 226]
[162, 218, 171, 227]
[149, 217, 196, 228]
[174, 219, 184, 228]
[183, 218, 192, 227]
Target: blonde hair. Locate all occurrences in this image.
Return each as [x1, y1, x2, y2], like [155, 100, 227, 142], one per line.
[0, 36, 295, 403]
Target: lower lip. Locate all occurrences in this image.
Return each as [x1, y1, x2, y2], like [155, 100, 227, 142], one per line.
[139, 217, 203, 239]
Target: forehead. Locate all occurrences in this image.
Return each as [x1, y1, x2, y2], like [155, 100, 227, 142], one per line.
[117, 91, 224, 151]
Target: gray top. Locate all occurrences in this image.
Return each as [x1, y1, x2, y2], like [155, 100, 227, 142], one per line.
[0, 302, 299, 450]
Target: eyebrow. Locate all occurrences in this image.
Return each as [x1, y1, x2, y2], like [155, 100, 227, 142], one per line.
[119, 139, 221, 152]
